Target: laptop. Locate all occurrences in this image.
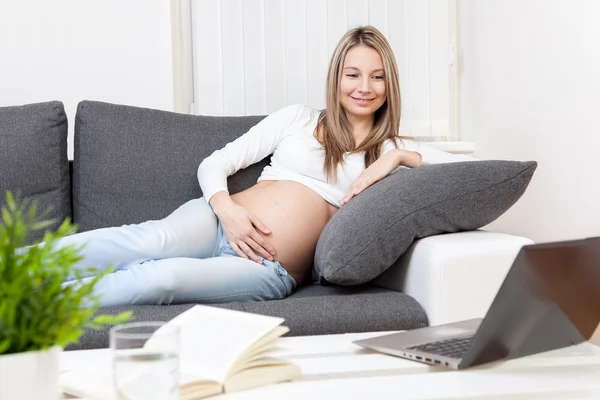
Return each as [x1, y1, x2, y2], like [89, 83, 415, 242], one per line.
[354, 237, 600, 369]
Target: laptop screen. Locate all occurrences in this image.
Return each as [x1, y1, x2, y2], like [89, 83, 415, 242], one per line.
[460, 237, 600, 368]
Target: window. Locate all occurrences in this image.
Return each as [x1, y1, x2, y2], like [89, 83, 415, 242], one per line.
[173, 0, 458, 140]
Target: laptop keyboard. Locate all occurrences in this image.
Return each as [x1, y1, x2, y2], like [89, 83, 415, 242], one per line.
[407, 336, 475, 359]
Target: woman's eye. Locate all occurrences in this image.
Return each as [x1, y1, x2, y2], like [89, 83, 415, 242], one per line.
[346, 74, 358, 78]
[373, 76, 384, 80]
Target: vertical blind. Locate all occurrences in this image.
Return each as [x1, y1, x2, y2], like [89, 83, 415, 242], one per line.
[191, 0, 455, 137]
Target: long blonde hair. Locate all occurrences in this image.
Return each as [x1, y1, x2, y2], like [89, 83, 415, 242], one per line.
[318, 25, 406, 181]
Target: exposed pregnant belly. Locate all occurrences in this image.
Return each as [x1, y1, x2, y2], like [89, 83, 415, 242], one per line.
[230, 180, 337, 284]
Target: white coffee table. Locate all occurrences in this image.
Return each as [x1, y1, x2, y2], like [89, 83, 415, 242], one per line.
[60, 331, 600, 399]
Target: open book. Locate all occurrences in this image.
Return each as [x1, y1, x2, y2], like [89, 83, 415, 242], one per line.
[60, 305, 301, 399]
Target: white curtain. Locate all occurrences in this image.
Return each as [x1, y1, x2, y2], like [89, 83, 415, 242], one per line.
[190, 0, 456, 138]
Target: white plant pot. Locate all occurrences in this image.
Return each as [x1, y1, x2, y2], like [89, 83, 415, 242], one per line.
[0, 345, 62, 400]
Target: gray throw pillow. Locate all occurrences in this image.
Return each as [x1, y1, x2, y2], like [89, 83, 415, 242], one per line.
[313, 160, 538, 286]
[0, 101, 71, 244]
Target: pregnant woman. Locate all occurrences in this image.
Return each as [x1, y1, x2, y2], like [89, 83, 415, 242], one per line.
[59, 25, 474, 307]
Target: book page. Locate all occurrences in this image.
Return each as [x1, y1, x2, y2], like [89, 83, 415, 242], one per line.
[180, 382, 223, 400]
[226, 326, 290, 377]
[223, 363, 301, 393]
[145, 305, 285, 383]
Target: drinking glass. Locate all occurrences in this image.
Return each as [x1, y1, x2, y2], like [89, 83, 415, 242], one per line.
[110, 322, 180, 400]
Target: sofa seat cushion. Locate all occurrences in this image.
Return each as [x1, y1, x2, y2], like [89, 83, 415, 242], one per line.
[68, 283, 427, 350]
[0, 101, 71, 243]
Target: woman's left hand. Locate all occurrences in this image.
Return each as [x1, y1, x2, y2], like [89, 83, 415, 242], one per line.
[341, 150, 404, 206]
[341, 149, 423, 206]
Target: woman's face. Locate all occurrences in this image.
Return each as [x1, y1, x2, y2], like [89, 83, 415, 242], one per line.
[338, 45, 387, 122]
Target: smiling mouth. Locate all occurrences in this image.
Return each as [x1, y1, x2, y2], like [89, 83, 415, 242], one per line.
[352, 97, 375, 103]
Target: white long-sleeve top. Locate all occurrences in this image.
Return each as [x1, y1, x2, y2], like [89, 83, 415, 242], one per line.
[197, 104, 476, 208]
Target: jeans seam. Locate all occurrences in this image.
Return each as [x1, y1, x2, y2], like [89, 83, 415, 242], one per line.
[273, 263, 294, 296]
[171, 287, 284, 304]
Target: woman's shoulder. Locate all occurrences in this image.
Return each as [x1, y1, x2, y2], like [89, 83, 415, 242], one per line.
[382, 136, 418, 152]
[268, 104, 321, 133]
[273, 103, 320, 119]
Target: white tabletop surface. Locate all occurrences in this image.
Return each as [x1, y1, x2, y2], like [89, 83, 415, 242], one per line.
[60, 331, 600, 399]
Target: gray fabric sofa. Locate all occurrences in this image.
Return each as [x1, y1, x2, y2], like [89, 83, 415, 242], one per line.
[1, 101, 430, 350]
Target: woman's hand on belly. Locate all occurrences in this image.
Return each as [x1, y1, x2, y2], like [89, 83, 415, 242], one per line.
[211, 194, 277, 263]
[231, 181, 338, 282]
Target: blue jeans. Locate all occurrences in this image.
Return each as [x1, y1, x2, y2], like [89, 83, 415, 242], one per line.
[60, 198, 296, 307]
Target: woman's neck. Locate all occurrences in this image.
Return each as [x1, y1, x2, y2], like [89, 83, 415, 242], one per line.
[347, 114, 374, 147]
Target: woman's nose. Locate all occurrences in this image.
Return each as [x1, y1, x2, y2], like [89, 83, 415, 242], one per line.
[358, 77, 371, 93]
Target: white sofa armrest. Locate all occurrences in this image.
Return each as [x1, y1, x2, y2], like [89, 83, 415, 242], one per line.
[371, 230, 534, 326]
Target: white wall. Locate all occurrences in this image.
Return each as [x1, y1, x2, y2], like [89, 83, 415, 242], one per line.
[0, 0, 174, 159]
[458, 0, 600, 243]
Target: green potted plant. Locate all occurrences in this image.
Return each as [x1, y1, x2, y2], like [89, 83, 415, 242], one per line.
[0, 192, 131, 400]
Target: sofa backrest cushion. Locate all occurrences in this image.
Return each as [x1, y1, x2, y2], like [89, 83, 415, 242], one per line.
[72, 101, 267, 232]
[314, 160, 538, 286]
[0, 101, 71, 243]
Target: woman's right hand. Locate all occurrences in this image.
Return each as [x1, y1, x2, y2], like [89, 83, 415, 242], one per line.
[209, 192, 276, 263]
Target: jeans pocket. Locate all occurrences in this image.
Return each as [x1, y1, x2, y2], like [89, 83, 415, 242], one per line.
[268, 261, 296, 297]
[219, 244, 237, 257]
